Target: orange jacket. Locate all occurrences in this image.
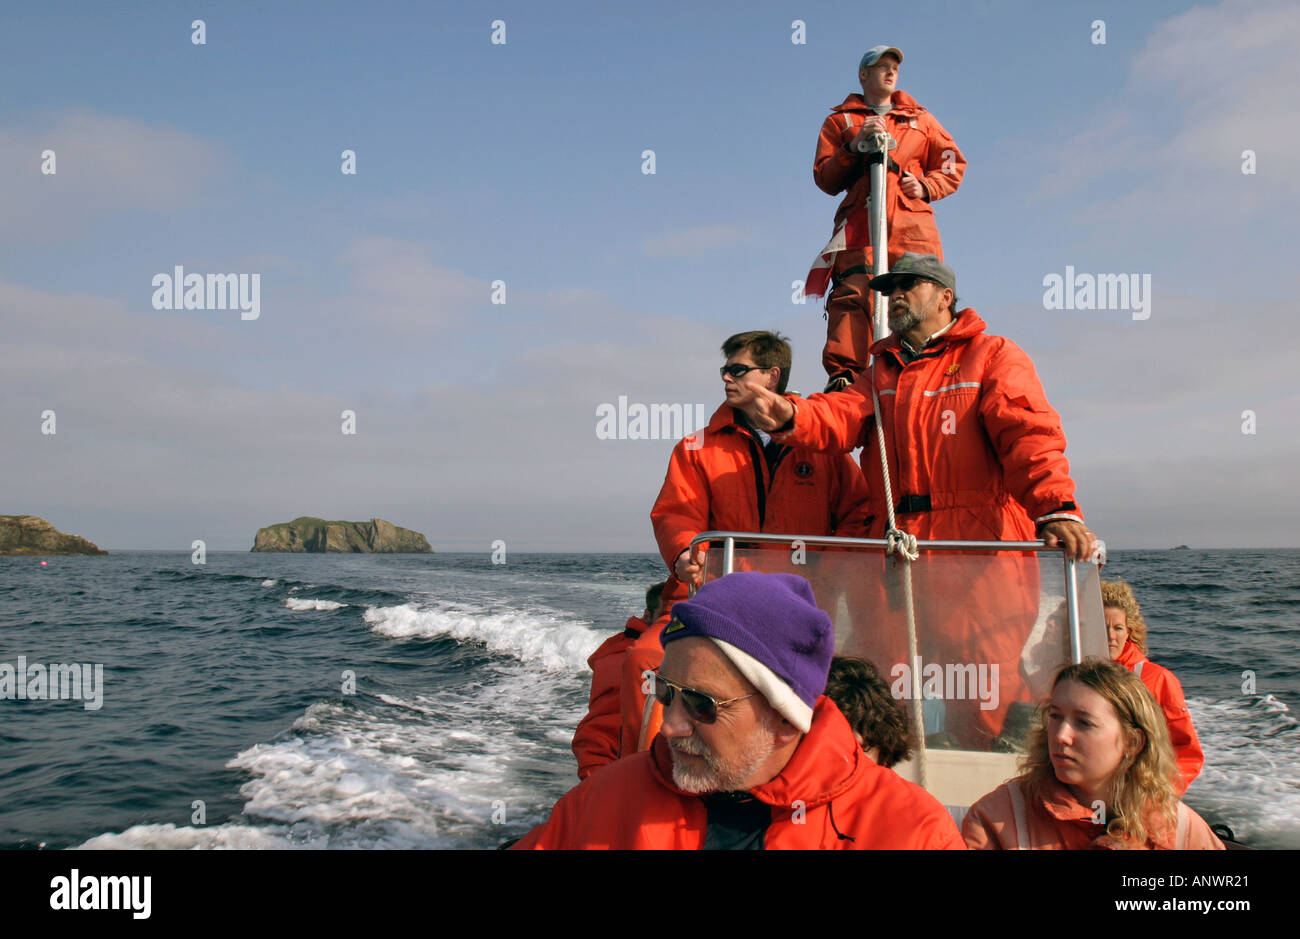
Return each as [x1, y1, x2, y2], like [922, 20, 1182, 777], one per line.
[814, 91, 965, 258]
[1115, 640, 1204, 795]
[651, 403, 872, 569]
[776, 310, 1083, 541]
[571, 615, 650, 779]
[962, 778, 1224, 850]
[515, 697, 967, 850]
[618, 611, 671, 760]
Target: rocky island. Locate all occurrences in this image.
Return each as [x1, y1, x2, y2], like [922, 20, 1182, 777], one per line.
[251, 517, 433, 553]
[0, 516, 107, 555]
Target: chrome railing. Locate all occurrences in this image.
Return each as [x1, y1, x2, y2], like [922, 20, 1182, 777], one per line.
[687, 531, 1107, 666]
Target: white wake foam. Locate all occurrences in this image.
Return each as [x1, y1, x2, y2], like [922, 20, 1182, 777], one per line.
[362, 602, 596, 672]
[284, 598, 347, 611]
[78, 823, 299, 850]
[1184, 694, 1300, 848]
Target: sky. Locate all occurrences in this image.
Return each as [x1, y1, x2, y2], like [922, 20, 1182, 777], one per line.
[2, 0, 1298, 551]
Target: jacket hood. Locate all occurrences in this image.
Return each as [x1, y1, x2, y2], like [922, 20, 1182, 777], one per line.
[648, 696, 864, 811]
[830, 89, 924, 116]
[869, 307, 987, 357]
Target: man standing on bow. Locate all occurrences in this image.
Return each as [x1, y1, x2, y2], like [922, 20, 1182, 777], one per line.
[807, 45, 966, 392]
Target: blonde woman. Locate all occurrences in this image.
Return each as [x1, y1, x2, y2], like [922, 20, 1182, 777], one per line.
[963, 660, 1222, 849]
[1103, 579, 1204, 793]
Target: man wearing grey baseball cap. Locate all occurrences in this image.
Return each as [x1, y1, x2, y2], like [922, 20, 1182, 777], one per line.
[512, 572, 965, 850]
[746, 254, 1099, 747]
[752, 252, 1098, 562]
[805, 45, 966, 393]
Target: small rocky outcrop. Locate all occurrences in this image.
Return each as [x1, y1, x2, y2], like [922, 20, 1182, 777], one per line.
[0, 516, 107, 555]
[251, 517, 433, 553]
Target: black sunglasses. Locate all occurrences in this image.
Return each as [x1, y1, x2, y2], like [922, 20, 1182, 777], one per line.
[654, 672, 756, 723]
[720, 363, 771, 380]
[885, 275, 923, 294]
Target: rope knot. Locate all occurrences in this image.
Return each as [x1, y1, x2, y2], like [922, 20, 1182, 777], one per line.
[885, 527, 919, 561]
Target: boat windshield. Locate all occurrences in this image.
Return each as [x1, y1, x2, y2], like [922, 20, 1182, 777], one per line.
[688, 532, 1108, 813]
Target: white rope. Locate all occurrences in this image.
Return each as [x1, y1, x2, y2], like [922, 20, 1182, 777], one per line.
[869, 385, 918, 560]
[869, 376, 926, 789]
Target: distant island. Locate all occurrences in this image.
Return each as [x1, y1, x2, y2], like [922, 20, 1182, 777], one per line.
[0, 516, 107, 556]
[251, 517, 433, 553]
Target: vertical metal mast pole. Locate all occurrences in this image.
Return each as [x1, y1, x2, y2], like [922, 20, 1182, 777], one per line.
[865, 129, 897, 344]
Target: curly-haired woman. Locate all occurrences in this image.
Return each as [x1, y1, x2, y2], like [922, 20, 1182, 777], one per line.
[1102, 579, 1204, 793]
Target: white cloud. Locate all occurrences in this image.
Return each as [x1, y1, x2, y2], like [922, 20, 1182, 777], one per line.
[1027, 0, 1300, 207]
[0, 112, 219, 241]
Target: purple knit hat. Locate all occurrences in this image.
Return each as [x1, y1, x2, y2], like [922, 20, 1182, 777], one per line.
[661, 572, 834, 732]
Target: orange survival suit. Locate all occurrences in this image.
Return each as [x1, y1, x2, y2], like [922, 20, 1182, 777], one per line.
[963, 777, 1224, 850]
[1115, 640, 1205, 795]
[775, 310, 1085, 747]
[515, 697, 966, 850]
[570, 614, 651, 780]
[809, 90, 966, 381]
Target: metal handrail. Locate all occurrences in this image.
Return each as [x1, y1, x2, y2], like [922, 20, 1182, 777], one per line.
[689, 531, 1069, 553]
[686, 529, 1100, 665]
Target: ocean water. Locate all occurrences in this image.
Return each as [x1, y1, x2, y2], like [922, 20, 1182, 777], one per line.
[1, 550, 1297, 850]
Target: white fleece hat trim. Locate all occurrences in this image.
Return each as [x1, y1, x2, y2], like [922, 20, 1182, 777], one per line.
[710, 637, 814, 733]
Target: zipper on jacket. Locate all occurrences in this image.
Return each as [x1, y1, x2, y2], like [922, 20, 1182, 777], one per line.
[742, 434, 769, 528]
[741, 430, 792, 530]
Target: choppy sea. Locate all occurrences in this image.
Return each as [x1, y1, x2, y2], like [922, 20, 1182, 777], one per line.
[1, 550, 1297, 849]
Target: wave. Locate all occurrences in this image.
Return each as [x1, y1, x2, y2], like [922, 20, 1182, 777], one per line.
[80, 675, 584, 850]
[362, 603, 597, 672]
[78, 823, 299, 850]
[284, 598, 347, 612]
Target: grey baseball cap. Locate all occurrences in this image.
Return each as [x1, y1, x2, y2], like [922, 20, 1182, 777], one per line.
[869, 253, 956, 294]
[860, 45, 903, 69]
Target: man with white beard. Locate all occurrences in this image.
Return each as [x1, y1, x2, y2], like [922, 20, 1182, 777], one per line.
[512, 572, 964, 850]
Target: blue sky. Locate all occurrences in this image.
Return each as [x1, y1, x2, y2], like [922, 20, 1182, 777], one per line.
[3, 0, 1297, 550]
